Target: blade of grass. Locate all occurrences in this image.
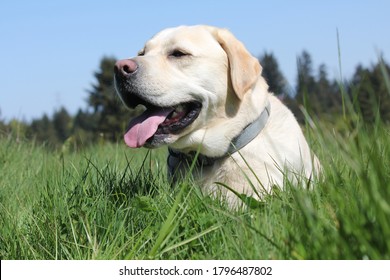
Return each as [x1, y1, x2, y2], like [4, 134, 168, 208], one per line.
[148, 183, 187, 258]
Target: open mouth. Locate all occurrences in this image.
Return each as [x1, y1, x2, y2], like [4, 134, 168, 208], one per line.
[123, 97, 202, 148]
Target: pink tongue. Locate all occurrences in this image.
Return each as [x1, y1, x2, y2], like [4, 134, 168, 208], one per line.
[124, 108, 173, 148]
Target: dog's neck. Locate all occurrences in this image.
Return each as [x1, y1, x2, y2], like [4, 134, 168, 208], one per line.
[167, 101, 271, 175]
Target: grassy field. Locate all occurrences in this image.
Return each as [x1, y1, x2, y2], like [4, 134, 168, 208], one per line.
[1, 113, 390, 259]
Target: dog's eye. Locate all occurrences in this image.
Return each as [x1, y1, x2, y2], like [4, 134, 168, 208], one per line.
[169, 50, 188, 58]
[138, 49, 145, 56]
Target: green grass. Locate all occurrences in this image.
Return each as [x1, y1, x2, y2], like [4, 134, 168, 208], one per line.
[1, 115, 390, 259]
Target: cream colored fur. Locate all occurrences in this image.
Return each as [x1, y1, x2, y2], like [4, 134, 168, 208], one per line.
[119, 25, 320, 206]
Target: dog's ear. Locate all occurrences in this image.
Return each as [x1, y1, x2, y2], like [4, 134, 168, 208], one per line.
[214, 28, 261, 100]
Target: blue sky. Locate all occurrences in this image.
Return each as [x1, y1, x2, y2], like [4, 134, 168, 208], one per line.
[0, 0, 389, 121]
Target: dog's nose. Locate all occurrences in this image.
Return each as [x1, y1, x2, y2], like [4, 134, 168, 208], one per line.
[114, 59, 138, 77]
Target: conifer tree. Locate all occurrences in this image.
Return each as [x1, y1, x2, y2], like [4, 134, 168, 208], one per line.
[259, 52, 288, 96]
[87, 56, 129, 141]
[52, 107, 72, 142]
[352, 59, 390, 123]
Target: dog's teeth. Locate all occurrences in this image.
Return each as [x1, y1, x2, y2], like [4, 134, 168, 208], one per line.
[175, 105, 186, 113]
[171, 111, 179, 118]
[168, 104, 187, 120]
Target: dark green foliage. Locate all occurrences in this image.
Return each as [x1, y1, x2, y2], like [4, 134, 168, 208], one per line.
[296, 50, 317, 101]
[29, 114, 59, 147]
[87, 57, 130, 142]
[294, 51, 343, 122]
[351, 59, 390, 123]
[52, 107, 72, 142]
[259, 52, 288, 96]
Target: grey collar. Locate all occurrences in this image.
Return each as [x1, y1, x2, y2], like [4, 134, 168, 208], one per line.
[168, 101, 271, 173]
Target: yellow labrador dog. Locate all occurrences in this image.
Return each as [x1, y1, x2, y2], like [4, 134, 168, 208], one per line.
[114, 25, 320, 205]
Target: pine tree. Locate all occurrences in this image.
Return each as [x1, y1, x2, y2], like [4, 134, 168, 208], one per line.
[294, 51, 343, 120]
[29, 114, 59, 147]
[259, 52, 288, 96]
[87, 56, 130, 141]
[71, 109, 98, 147]
[292, 51, 319, 122]
[352, 59, 390, 123]
[315, 64, 342, 117]
[52, 107, 72, 142]
[295, 50, 317, 105]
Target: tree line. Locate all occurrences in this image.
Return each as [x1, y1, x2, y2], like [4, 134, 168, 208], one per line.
[0, 51, 389, 149]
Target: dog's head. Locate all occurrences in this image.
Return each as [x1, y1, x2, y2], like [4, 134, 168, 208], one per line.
[114, 25, 265, 155]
